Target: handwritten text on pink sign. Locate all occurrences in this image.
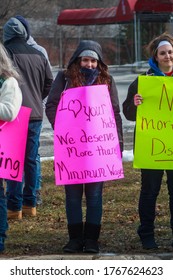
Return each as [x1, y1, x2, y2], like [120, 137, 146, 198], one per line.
[0, 106, 31, 181]
[54, 85, 124, 185]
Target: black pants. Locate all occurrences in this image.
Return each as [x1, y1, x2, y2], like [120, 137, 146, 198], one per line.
[138, 169, 173, 236]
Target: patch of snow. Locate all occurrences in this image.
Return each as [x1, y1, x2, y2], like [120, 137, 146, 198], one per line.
[122, 150, 134, 162]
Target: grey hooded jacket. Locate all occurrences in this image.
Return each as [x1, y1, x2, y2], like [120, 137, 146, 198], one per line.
[27, 36, 51, 68]
[3, 17, 53, 121]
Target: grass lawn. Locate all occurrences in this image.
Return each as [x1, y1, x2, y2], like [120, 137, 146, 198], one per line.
[2, 161, 173, 257]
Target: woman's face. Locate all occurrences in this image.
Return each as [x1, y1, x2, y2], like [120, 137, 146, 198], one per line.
[80, 56, 98, 69]
[155, 44, 173, 72]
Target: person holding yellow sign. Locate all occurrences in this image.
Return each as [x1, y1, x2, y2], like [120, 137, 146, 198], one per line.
[123, 32, 173, 250]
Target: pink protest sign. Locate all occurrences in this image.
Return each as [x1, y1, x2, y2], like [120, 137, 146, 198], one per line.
[0, 106, 31, 182]
[54, 84, 124, 185]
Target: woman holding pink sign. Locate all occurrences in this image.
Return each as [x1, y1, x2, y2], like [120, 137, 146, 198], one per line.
[46, 40, 123, 253]
[0, 42, 22, 252]
[123, 32, 173, 250]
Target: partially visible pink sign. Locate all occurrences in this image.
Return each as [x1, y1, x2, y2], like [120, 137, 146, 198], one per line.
[0, 106, 31, 181]
[54, 85, 124, 185]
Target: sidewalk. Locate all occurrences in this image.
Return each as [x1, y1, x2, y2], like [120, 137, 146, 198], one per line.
[1, 252, 173, 260]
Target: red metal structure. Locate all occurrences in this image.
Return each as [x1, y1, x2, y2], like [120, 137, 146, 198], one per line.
[57, 0, 173, 66]
[57, 7, 118, 25]
[57, 0, 137, 25]
[116, 0, 136, 22]
[135, 0, 173, 13]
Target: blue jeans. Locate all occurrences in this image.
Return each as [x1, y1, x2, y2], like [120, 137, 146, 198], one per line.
[6, 120, 42, 210]
[65, 182, 103, 225]
[36, 153, 42, 191]
[0, 179, 8, 239]
[138, 169, 173, 236]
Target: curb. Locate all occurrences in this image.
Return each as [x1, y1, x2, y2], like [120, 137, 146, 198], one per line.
[1, 252, 173, 260]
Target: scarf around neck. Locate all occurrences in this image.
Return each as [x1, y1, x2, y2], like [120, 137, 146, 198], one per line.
[148, 58, 167, 76]
[80, 67, 99, 85]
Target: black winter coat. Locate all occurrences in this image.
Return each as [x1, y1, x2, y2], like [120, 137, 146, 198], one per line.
[123, 69, 154, 121]
[4, 37, 53, 120]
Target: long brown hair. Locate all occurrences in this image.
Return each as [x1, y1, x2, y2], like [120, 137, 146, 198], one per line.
[64, 58, 111, 91]
[145, 32, 173, 59]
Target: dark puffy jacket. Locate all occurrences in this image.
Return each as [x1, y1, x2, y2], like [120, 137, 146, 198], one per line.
[122, 69, 155, 150]
[123, 69, 154, 121]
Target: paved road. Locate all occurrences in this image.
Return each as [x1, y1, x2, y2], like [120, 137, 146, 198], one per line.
[39, 69, 139, 158]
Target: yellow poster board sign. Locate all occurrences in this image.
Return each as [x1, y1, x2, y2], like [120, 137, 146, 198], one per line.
[134, 76, 173, 169]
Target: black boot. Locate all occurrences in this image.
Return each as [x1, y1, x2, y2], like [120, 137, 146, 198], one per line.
[83, 223, 101, 253]
[137, 229, 158, 250]
[63, 223, 83, 253]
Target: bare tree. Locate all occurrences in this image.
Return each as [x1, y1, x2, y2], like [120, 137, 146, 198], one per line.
[0, 0, 120, 66]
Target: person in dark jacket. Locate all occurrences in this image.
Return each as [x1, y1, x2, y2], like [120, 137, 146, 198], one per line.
[3, 17, 53, 219]
[15, 15, 52, 206]
[46, 40, 123, 253]
[123, 32, 173, 250]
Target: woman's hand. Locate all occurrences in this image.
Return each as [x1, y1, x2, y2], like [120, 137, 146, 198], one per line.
[134, 94, 143, 106]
